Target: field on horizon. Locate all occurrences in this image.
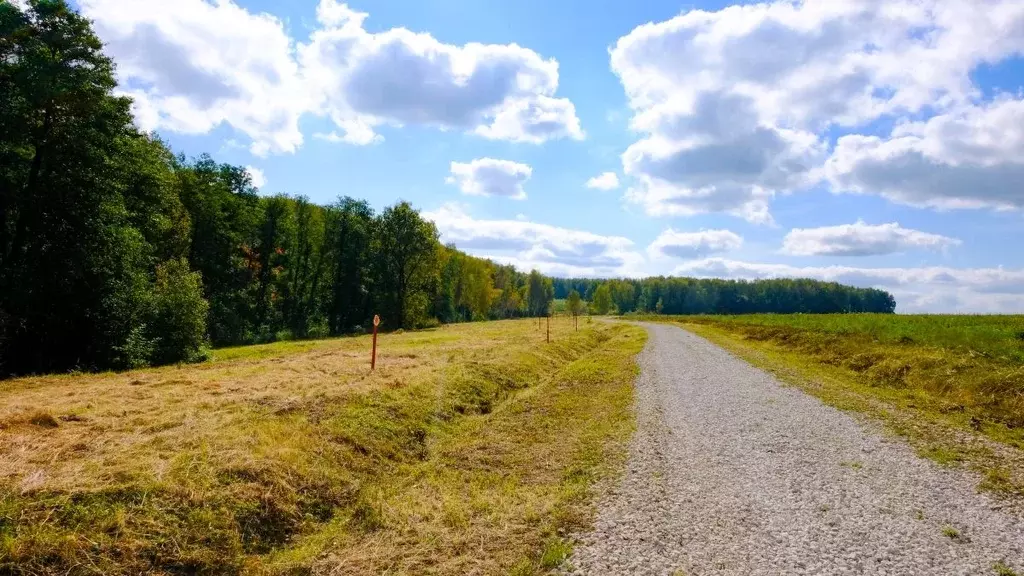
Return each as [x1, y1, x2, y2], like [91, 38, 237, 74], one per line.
[680, 313, 1024, 361]
[0, 318, 645, 575]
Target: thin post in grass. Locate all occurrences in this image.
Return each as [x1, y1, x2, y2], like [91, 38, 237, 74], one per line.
[547, 314, 550, 343]
[371, 314, 380, 370]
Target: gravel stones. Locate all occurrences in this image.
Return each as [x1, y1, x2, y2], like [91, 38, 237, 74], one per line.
[566, 323, 1024, 575]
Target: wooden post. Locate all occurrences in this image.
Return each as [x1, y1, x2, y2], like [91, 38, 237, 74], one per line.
[546, 315, 550, 343]
[371, 314, 380, 370]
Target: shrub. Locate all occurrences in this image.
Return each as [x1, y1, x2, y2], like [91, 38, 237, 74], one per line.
[306, 319, 331, 340]
[416, 317, 442, 330]
[115, 324, 156, 370]
[148, 259, 210, 365]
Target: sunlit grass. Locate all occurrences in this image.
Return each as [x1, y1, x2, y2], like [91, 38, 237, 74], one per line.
[680, 313, 1024, 363]
[0, 318, 644, 575]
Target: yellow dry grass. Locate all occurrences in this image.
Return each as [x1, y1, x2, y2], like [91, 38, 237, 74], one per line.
[0, 317, 644, 575]
[2, 326, 469, 493]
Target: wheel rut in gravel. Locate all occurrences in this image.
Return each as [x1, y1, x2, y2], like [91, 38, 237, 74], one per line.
[567, 322, 1024, 576]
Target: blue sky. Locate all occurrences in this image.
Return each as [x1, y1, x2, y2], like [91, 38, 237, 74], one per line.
[70, 0, 1024, 312]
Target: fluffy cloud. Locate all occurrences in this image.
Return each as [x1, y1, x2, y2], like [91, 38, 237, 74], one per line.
[79, 0, 308, 156]
[782, 221, 960, 256]
[299, 0, 582, 146]
[674, 258, 1024, 313]
[244, 166, 266, 189]
[423, 204, 643, 277]
[611, 0, 1024, 220]
[586, 172, 620, 191]
[619, 92, 824, 224]
[827, 98, 1024, 211]
[474, 96, 584, 144]
[77, 0, 582, 154]
[648, 229, 743, 260]
[446, 158, 532, 200]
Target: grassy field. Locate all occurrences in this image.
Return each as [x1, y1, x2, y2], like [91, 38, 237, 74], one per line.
[642, 313, 1024, 500]
[0, 318, 645, 575]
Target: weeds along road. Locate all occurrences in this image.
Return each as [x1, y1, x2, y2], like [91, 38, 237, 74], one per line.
[567, 322, 1024, 576]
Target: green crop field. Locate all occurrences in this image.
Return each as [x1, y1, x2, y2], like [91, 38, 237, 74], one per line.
[684, 313, 1024, 362]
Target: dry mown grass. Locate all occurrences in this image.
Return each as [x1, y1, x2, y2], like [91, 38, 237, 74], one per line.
[0, 318, 645, 575]
[641, 314, 1024, 501]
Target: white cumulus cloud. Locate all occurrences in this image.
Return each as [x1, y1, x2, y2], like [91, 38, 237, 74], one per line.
[586, 172, 620, 191]
[244, 165, 266, 189]
[446, 158, 532, 200]
[79, 0, 309, 156]
[423, 203, 644, 277]
[782, 221, 961, 257]
[826, 98, 1024, 211]
[77, 0, 583, 154]
[610, 0, 1024, 221]
[648, 229, 743, 260]
[299, 0, 583, 146]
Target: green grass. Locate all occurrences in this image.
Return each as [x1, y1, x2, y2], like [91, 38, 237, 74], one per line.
[995, 561, 1021, 576]
[942, 525, 962, 539]
[678, 313, 1024, 363]
[634, 314, 1024, 500]
[0, 318, 645, 575]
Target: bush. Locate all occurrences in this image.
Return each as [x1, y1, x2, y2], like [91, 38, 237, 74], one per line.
[115, 324, 156, 370]
[416, 317, 442, 330]
[307, 319, 331, 340]
[148, 259, 209, 365]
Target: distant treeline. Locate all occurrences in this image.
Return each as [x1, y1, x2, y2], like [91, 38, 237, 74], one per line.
[0, 1, 555, 376]
[553, 278, 896, 315]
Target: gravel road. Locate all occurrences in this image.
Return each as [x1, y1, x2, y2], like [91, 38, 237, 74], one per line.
[566, 322, 1024, 575]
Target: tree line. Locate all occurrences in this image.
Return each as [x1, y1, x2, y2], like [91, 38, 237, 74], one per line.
[554, 277, 896, 316]
[0, 1, 896, 378]
[0, 1, 557, 377]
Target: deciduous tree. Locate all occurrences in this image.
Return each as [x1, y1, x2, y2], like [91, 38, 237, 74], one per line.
[567, 289, 583, 330]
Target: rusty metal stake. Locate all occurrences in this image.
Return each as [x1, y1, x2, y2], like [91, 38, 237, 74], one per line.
[371, 314, 380, 370]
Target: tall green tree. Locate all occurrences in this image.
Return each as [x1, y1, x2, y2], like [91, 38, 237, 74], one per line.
[526, 270, 553, 317]
[1, 0, 154, 373]
[252, 194, 292, 335]
[592, 284, 614, 315]
[567, 289, 584, 331]
[326, 197, 373, 334]
[176, 156, 261, 345]
[283, 197, 328, 337]
[371, 202, 439, 329]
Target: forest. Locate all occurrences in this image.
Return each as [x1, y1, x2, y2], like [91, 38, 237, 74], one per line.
[554, 278, 896, 316]
[0, 1, 556, 377]
[0, 0, 895, 378]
